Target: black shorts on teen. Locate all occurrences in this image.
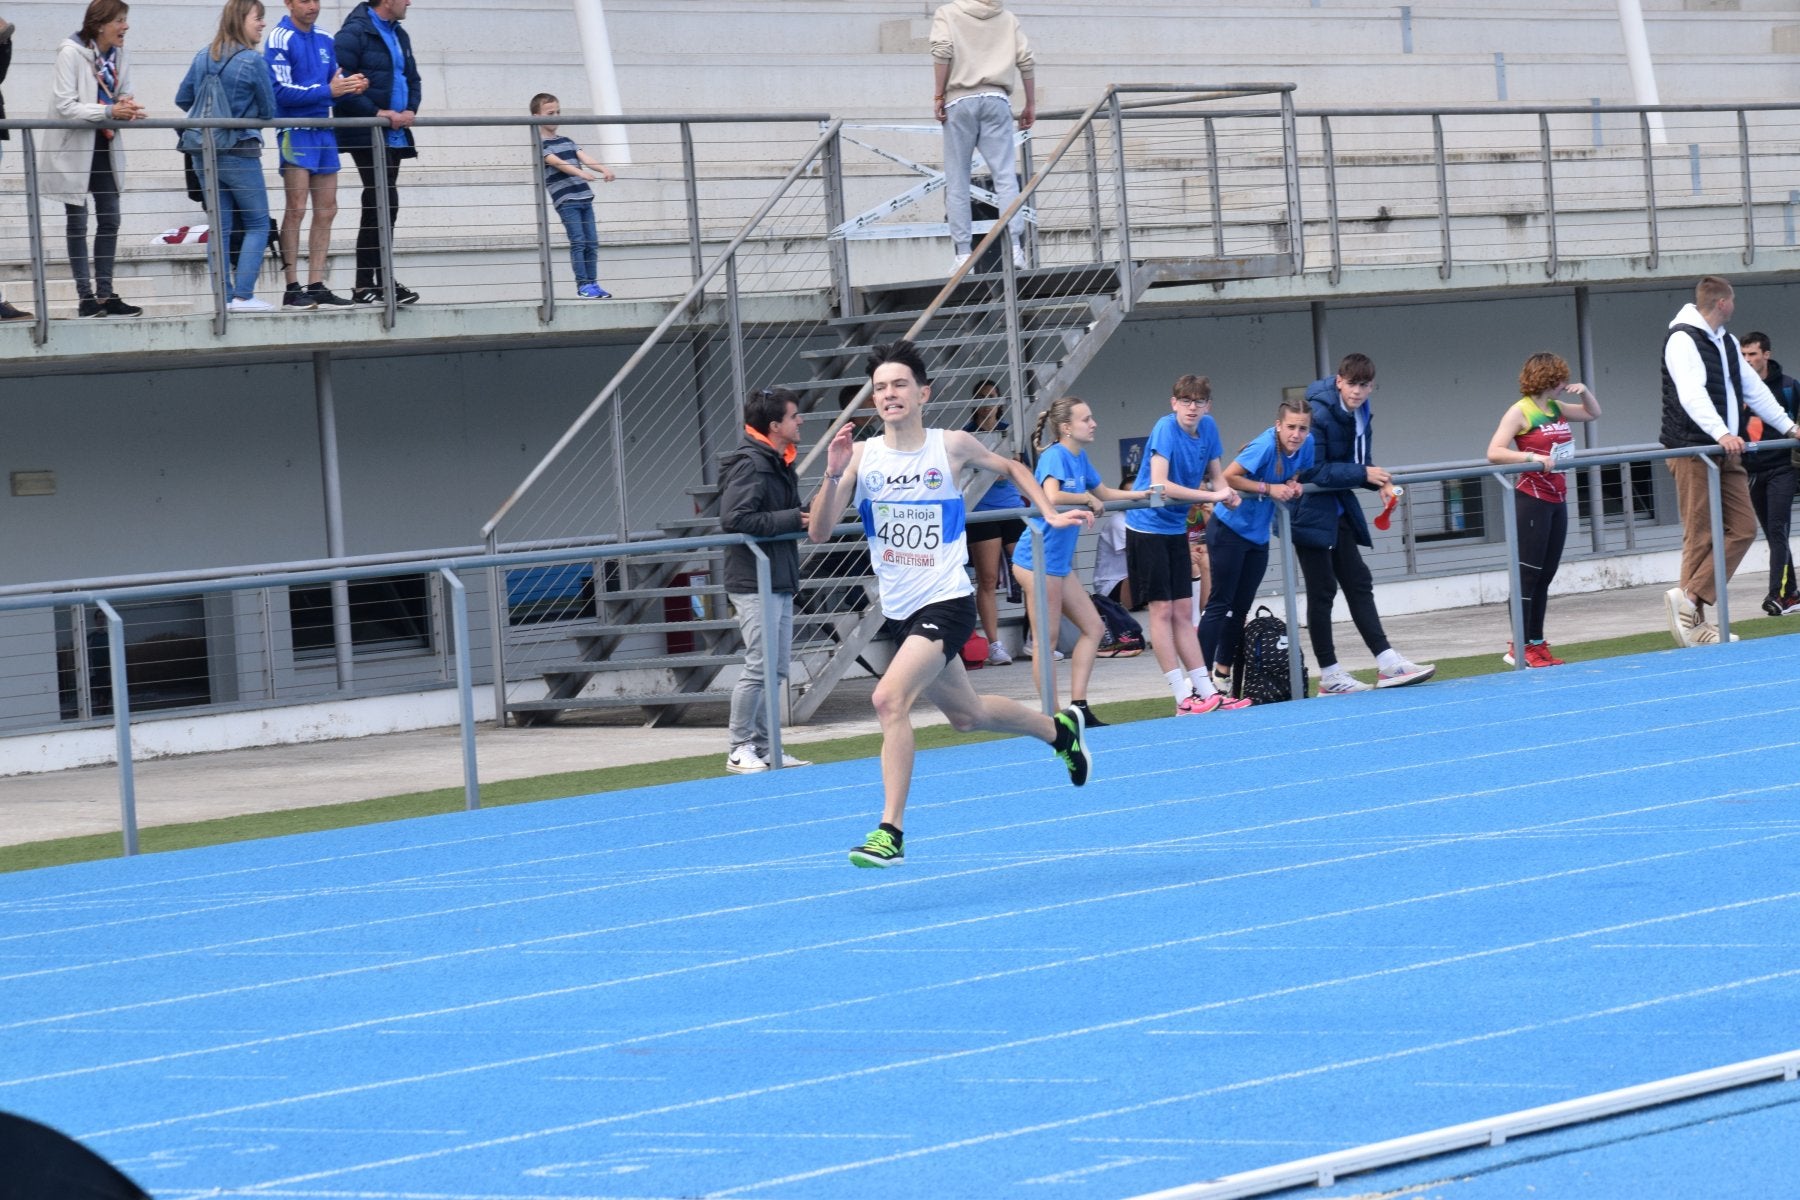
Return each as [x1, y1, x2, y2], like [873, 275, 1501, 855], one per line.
[1126, 528, 1193, 604]
[879, 594, 979, 663]
[966, 515, 1026, 545]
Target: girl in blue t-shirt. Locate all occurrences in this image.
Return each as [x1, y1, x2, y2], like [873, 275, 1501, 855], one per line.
[1199, 398, 1315, 678]
[1011, 396, 1149, 725]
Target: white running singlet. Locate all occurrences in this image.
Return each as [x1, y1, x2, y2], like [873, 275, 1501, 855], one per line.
[855, 428, 973, 620]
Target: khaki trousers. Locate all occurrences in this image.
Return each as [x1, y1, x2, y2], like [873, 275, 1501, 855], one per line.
[1667, 454, 1757, 605]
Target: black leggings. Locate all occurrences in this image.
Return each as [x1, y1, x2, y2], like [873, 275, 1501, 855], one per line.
[1296, 514, 1390, 667]
[1515, 489, 1568, 643]
[64, 134, 121, 300]
[1748, 465, 1797, 598]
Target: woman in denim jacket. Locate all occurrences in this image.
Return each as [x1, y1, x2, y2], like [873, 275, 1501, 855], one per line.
[177, 0, 276, 311]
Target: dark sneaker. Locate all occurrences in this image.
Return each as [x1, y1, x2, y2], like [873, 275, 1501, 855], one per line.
[1052, 706, 1091, 787]
[351, 287, 381, 305]
[849, 827, 903, 868]
[1071, 699, 1109, 728]
[283, 282, 314, 309]
[101, 295, 142, 316]
[77, 297, 104, 317]
[393, 283, 420, 305]
[306, 282, 355, 307]
[0, 301, 33, 321]
[353, 284, 420, 305]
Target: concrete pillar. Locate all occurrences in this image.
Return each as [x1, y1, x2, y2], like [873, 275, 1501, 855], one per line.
[572, 0, 633, 165]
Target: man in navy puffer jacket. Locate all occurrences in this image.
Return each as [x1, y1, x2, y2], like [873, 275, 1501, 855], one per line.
[1291, 353, 1435, 692]
[334, 0, 421, 302]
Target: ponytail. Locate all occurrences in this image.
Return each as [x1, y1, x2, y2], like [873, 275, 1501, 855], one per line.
[1034, 395, 1085, 452]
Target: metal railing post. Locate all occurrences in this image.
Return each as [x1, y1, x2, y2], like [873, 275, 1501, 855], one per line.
[726, 251, 747, 404]
[820, 122, 856, 314]
[372, 136, 398, 328]
[611, 366, 630, 538]
[1738, 109, 1755, 267]
[530, 123, 557, 324]
[1321, 116, 1342, 285]
[1030, 523, 1056, 715]
[1002, 240, 1026, 420]
[200, 134, 228, 335]
[1640, 110, 1660, 269]
[1539, 112, 1559, 277]
[1107, 91, 1134, 311]
[1432, 113, 1452, 279]
[20, 130, 50, 346]
[1280, 89, 1305, 273]
[1400, 487, 1419, 576]
[1498, 472, 1526, 671]
[1082, 122, 1103, 262]
[94, 599, 138, 855]
[1204, 117, 1226, 262]
[1704, 454, 1730, 640]
[439, 568, 481, 809]
[1018, 129, 1038, 268]
[485, 530, 510, 728]
[1575, 286, 1605, 554]
[1276, 505, 1304, 699]
[679, 122, 705, 296]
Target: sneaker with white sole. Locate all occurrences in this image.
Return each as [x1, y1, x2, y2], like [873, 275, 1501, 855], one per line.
[950, 251, 972, 276]
[1318, 671, 1371, 695]
[849, 827, 903, 867]
[985, 641, 1014, 667]
[1011, 243, 1026, 270]
[1376, 657, 1436, 688]
[1666, 587, 1701, 648]
[725, 743, 768, 774]
[1021, 642, 1064, 660]
[1691, 621, 1740, 645]
[227, 296, 275, 313]
[772, 751, 812, 769]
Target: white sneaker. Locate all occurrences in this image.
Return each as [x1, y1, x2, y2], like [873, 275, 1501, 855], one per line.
[227, 296, 275, 313]
[774, 751, 812, 768]
[1021, 642, 1064, 660]
[1011, 243, 1026, 270]
[1376, 655, 1435, 688]
[985, 641, 1014, 667]
[950, 251, 973, 276]
[1665, 587, 1702, 648]
[725, 743, 768, 774]
[1318, 671, 1371, 695]
[1692, 621, 1740, 645]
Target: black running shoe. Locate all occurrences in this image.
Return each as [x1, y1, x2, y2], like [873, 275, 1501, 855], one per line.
[283, 282, 314, 309]
[392, 282, 419, 305]
[849, 827, 903, 868]
[101, 295, 142, 317]
[1072, 699, 1109, 728]
[77, 297, 104, 317]
[306, 282, 355, 307]
[1052, 706, 1091, 786]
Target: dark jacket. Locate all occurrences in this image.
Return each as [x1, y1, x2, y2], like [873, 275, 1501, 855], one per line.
[0, 21, 12, 141]
[1291, 376, 1378, 549]
[332, 2, 421, 157]
[1743, 356, 1800, 474]
[1660, 323, 1744, 450]
[718, 432, 804, 594]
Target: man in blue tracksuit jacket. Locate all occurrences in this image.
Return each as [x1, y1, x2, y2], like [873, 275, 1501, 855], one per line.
[333, 0, 422, 302]
[1290, 353, 1435, 692]
[266, 0, 367, 307]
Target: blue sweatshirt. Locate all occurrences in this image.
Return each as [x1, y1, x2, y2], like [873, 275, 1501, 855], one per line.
[265, 15, 338, 120]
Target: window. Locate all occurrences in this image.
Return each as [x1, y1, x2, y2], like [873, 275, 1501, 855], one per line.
[56, 597, 213, 719]
[290, 575, 432, 658]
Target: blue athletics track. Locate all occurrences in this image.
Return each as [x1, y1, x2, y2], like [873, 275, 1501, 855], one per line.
[2, 641, 1798, 1200]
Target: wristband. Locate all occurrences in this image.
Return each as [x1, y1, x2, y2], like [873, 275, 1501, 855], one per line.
[826, 473, 843, 484]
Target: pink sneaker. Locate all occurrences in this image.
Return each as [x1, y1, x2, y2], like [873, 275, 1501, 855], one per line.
[1217, 694, 1254, 710]
[1176, 692, 1223, 714]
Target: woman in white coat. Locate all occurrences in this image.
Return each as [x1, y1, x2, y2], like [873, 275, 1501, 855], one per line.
[45, 0, 147, 316]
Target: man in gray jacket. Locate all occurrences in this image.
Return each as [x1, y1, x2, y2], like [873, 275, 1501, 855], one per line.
[931, 0, 1034, 275]
[719, 387, 814, 774]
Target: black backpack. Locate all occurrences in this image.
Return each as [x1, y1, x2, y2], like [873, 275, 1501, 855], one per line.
[1232, 605, 1308, 704]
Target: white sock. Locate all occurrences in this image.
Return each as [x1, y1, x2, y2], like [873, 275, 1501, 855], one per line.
[1165, 669, 1189, 705]
[1376, 649, 1403, 673]
[1188, 667, 1217, 698]
[1321, 662, 1345, 679]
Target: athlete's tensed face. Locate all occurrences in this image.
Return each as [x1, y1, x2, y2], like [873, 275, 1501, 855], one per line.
[871, 362, 930, 425]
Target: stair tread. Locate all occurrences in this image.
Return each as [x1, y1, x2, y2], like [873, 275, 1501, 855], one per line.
[507, 691, 734, 712]
[538, 652, 744, 675]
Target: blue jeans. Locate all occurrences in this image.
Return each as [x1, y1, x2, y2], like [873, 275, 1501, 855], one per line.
[197, 151, 271, 300]
[557, 201, 598, 287]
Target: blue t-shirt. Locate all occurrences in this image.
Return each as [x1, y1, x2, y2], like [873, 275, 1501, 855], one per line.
[1214, 427, 1315, 545]
[1013, 443, 1101, 575]
[1125, 413, 1223, 536]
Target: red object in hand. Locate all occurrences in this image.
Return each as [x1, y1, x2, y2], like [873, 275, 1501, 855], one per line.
[1373, 488, 1402, 531]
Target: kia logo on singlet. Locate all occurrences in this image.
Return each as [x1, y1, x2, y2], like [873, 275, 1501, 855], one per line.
[867, 470, 932, 491]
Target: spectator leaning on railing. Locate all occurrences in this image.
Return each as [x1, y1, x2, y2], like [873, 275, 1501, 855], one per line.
[333, 0, 420, 305]
[46, 0, 147, 318]
[1659, 276, 1800, 647]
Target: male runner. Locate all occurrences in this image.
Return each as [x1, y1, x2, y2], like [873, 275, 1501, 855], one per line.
[810, 340, 1093, 867]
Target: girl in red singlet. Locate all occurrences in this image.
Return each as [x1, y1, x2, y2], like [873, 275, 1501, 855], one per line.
[1485, 353, 1602, 667]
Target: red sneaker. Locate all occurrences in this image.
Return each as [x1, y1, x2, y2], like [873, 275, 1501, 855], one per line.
[1523, 641, 1565, 668]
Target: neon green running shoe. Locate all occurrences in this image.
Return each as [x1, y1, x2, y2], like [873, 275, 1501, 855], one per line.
[849, 827, 904, 868]
[1053, 706, 1090, 786]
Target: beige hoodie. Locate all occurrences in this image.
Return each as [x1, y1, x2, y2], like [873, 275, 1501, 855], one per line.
[930, 0, 1034, 107]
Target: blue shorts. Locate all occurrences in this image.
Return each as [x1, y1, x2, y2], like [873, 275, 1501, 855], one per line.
[1011, 520, 1078, 578]
[278, 128, 341, 175]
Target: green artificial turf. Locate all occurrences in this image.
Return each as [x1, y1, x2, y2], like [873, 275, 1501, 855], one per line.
[2, 617, 1789, 875]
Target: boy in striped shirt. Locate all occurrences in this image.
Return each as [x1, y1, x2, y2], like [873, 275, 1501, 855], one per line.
[531, 93, 615, 299]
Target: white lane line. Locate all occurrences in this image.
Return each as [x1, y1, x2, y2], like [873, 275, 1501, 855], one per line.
[66, 845, 1800, 1138]
[209, 909, 1800, 1192]
[6, 781, 1781, 1052]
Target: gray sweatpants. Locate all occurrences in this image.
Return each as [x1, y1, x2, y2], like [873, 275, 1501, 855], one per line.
[727, 590, 794, 756]
[943, 93, 1023, 254]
